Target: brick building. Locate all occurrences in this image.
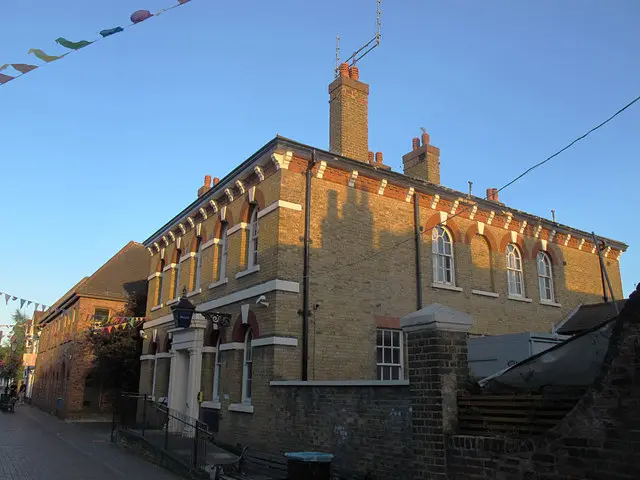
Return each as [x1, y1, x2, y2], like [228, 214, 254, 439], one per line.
[33, 241, 148, 417]
[137, 65, 627, 448]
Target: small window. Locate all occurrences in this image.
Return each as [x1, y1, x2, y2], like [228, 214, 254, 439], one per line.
[193, 237, 203, 291]
[156, 259, 165, 305]
[212, 337, 221, 401]
[432, 226, 455, 285]
[242, 329, 253, 403]
[217, 225, 228, 281]
[376, 329, 403, 380]
[537, 251, 554, 302]
[173, 249, 182, 298]
[506, 244, 524, 297]
[247, 207, 259, 268]
[94, 308, 109, 326]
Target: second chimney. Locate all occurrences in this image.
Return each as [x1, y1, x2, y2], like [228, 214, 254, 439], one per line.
[197, 175, 212, 197]
[402, 131, 441, 184]
[328, 62, 370, 163]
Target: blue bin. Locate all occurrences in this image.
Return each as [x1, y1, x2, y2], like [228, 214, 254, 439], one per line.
[284, 452, 333, 480]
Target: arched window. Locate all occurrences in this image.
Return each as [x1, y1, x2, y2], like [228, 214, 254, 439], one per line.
[506, 244, 524, 297]
[537, 251, 554, 302]
[173, 248, 182, 298]
[212, 336, 221, 402]
[432, 226, 455, 285]
[242, 328, 253, 404]
[156, 258, 165, 306]
[247, 207, 259, 268]
[217, 224, 228, 281]
[193, 237, 203, 291]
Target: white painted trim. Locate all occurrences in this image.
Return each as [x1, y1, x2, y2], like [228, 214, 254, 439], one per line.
[227, 222, 248, 235]
[316, 161, 327, 179]
[378, 179, 387, 195]
[270, 380, 409, 387]
[180, 252, 197, 263]
[235, 265, 260, 279]
[156, 353, 172, 359]
[348, 170, 359, 187]
[252, 336, 298, 348]
[430, 194, 440, 209]
[163, 263, 177, 272]
[487, 211, 495, 225]
[186, 288, 202, 298]
[197, 279, 300, 312]
[201, 238, 218, 251]
[405, 187, 414, 202]
[258, 200, 303, 219]
[148, 272, 161, 281]
[208, 278, 228, 290]
[254, 166, 264, 182]
[140, 354, 155, 361]
[202, 346, 218, 354]
[469, 204, 478, 220]
[519, 220, 528, 234]
[540, 300, 562, 308]
[202, 401, 221, 410]
[271, 151, 292, 170]
[507, 295, 533, 303]
[220, 342, 244, 351]
[472, 290, 499, 298]
[431, 283, 463, 292]
[150, 304, 164, 312]
[166, 298, 180, 306]
[229, 403, 254, 414]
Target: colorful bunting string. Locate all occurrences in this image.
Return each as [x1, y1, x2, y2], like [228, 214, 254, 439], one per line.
[0, 289, 45, 312]
[0, 0, 193, 88]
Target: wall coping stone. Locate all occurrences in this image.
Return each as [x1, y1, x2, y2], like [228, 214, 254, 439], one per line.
[400, 303, 473, 333]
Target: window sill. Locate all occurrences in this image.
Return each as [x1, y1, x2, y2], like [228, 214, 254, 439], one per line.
[472, 290, 498, 298]
[540, 300, 562, 308]
[431, 283, 463, 292]
[150, 304, 164, 312]
[208, 278, 228, 290]
[186, 288, 202, 298]
[166, 298, 180, 306]
[235, 265, 260, 279]
[229, 403, 254, 414]
[508, 295, 533, 303]
[201, 400, 221, 410]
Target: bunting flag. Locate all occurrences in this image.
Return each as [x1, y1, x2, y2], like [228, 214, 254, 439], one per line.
[4, 294, 9, 305]
[1, 0, 194, 89]
[55, 38, 93, 50]
[20, 299, 26, 308]
[27, 49, 65, 63]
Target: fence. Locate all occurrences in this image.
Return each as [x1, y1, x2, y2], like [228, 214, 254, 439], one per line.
[111, 393, 212, 474]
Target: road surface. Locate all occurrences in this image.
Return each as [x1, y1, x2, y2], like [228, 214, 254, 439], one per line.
[0, 404, 181, 479]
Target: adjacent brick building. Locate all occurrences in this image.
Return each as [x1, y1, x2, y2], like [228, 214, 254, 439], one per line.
[32, 241, 148, 417]
[138, 64, 627, 449]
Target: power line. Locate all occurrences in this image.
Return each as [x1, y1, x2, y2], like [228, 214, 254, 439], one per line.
[324, 93, 640, 275]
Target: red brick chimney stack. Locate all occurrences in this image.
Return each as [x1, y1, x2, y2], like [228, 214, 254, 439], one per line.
[486, 188, 500, 202]
[197, 175, 213, 197]
[402, 131, 441, 184]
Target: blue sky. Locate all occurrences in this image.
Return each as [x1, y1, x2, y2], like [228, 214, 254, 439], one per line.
[0, 0, 638, 332]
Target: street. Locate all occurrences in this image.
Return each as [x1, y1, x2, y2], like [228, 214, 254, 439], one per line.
[0, 405, 181, 480]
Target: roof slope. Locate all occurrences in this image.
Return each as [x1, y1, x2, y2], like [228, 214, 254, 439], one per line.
[556, 300, 626, 335]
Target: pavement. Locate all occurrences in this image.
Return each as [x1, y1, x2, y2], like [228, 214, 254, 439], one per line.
[0, 404, 182, 480]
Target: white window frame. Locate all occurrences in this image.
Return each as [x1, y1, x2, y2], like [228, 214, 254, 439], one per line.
[241, 329, 253, 404]
[506, 244, 524, 297]
[212, 337, 221, 402]
[218, 225, 228, 281]
[247, 207, 259, 268]
[156, 260, 165, 306]
[432, 225, 455, 285]
[537, 251, 554, 302]
[376, 328, 404, 381]
[194, 238, 203, 291]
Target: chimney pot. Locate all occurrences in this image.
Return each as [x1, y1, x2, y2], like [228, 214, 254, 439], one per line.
[204, 175, 212, 188]
[421, 132, 430, 146]
[339, 62, 350, 78]
[368, 151, 374, 163]
[213, 177, 220, 185]
[375, 152, 383, 163]
[349, 65, 359, 80]
[412, 137, 420, 150]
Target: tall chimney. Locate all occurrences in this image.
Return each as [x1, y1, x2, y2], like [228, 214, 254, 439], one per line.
[402, 131, 441, 184]
[197, 175, 212, 197]
[329, 62, 369, 163]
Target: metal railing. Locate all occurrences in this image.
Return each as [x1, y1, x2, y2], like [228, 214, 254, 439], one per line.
[112, 393, 212, 473]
